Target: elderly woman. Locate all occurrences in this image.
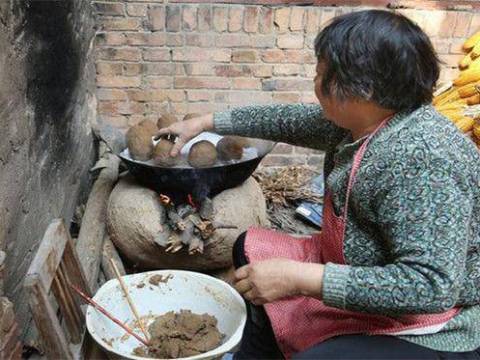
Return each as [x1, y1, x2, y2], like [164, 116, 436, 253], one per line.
[157, 10, 480, 360]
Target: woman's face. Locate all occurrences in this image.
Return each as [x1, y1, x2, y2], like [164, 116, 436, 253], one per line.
[314, 62, 357, 128]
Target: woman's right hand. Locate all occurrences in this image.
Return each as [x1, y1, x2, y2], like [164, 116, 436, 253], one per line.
[154, 113, 214, 157]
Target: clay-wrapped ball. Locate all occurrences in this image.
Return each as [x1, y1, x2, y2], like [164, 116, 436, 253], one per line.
[126, 124, 154, 161]
[188, 140, 217, 168]
[157, 113, 178, 130]
[216, 136, 248, 161]
[138, 120, 158, 137]
[152, 138, 177, 167]
[183, 113, 202, 121]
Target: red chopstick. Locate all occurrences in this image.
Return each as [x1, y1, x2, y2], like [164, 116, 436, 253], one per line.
[69, 283, 150, 346]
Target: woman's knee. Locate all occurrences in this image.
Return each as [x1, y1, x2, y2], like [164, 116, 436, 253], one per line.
[232, 231, 248, 269]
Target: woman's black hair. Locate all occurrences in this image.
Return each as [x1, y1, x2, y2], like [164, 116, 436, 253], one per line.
[314, 10, 440, 112]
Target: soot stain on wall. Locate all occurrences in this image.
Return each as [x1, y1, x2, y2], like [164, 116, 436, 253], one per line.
[24, 0, 81, 159]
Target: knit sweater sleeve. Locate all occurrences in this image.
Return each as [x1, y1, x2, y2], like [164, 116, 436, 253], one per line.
[322, 146, 473, 315]
[213, 103, 346, 151]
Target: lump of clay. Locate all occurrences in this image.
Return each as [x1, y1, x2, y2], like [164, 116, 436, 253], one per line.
[126, 124, 154, 161]
[152, 138, 177, 167]
[216, 136, 248, 161]
[157, 113, 178, 130]
[183, 113, 201, 121]
[134, 310, 224, 359]
[139, 120, 158, 136]
[188, 140, 217, 168]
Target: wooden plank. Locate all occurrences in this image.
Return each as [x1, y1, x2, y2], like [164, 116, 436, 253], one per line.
[25, 219, 68, 293]
[101, 235, 126, 281]
[64, 234, 92, 297]
[24, 275, 73, 360]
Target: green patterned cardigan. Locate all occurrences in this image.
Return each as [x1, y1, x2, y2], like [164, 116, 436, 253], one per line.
[214, 104, 480, 352]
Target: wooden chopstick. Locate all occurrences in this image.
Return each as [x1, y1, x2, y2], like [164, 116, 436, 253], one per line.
[69, 283, 150, 346]
[109, 258, 150, 342]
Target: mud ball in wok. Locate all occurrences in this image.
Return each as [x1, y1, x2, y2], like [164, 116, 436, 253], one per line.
[216, 136, 248, 161]
[152, 138, 177, 167]
[188, 140, 217, 168]
[157, 113, 178, 130]
[183, 113, 202, 121]
[139, 120, 158, 136]
[126, 122, 155, 161]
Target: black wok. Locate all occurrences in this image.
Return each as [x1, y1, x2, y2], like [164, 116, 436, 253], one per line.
[117, 134, 276, 200]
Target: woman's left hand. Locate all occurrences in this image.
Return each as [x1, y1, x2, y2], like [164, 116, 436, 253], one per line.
[234, 259, 302, 305]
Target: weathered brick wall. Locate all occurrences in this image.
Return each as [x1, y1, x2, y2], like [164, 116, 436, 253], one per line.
[94, 2, 479, 166]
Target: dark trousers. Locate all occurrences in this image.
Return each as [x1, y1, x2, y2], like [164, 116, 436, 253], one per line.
[232, 233, 480, 360]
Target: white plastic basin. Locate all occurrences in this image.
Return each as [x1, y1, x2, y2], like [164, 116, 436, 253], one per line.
[86, 270, 246, 360]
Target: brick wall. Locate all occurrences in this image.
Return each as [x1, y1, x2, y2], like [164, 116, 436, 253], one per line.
[94, 2, 480, 166]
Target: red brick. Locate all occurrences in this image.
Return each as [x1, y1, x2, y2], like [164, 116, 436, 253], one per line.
[146, 76, 174, 89]
[185, 34, 215, 47]
[175, 64, 186, 75]
[184, 103, 223, 115]
[228, 91, 271, 104]
[169, 103, 189, 115]
[262, 49, 285, 63]
[290, 7, 305, 32]
[232, 50, 257, 63]
[229, 8, 243, 32]
[273, 64, 303, 76]
[262, 79, 313, 92]
[96, 47, 141, 61]
[95, 32, 126, 46]
[274, 7, 290, 33]
[432, 39, 451, 54]
[187, 90, 212, 102]
[182, 6, 197, 31]
[148, 6, 165, 31]
[244, 7, 259, 33]
[126, 3, 147, 17]
[422, 10, 456, 38]
[250, 35, 275, 48]
[173, 48, 230, 62]
[97, 75, 141, 88]
[277, 34, 304, 49]
[439, 67, 460, 83]
[96, 62, 123, 76]
[252, 65, 273, 78]
[306, 8, 319, 33]
[450, 38, 467, 54]
[305, 34, 316, 49]
[99, 101, 145, 115]
[100, 115, 129, 129]
[125, 32, 166, 46]
[128, 115, 159, 127]
[99, 17, 140, 31]
[213, 6, 228, 32]
[470, 13, 480, 35]
[143, 49, 171, 61]
[166, 33, 184, 46]
[96, 88, 128, 100]
[439, 54, 464, 68]
[143, 63, 175, 75]
[454, 12, 472, 38]
[320, 8, 337, 28]
[273, 92, 301, 103]
[301, 91, 317, 103]
[198, 6, 212, 31]
[271, 143, 294, 154]
[127, 90, 168, 102]
[123, 63, 142, 76]
[184, 63, 215, 76]
[286, 50, 316, 64]
[259, 7, 273, 34]
[166, 5, 181, 32]
[94, 2, 125, 16]
[233, 78, 261, 90]
[215, 34, 250, 48]
[162, 90, 186, 102]
[174, 77, 230, 89]
[305, 64, 317, 78]
[215, 65, 252, 77]
[214, 92, 229, 103]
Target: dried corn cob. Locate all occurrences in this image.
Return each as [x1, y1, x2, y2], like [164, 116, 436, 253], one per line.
[459, 54, 473, 70]
[473, 123, 480, 139]
[458, 83, 480, 98]
[472, 42, 480, 60]
[463, 31, 480, 52]
[455, 116, 475, 132]
[433, 86, 455, 105]
[467, 94, 480, 105]
[434, 89, 461, 106]
[453, 69, 480, 87]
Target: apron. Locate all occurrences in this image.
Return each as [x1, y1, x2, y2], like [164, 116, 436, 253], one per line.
[244, 117, 460, 358]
